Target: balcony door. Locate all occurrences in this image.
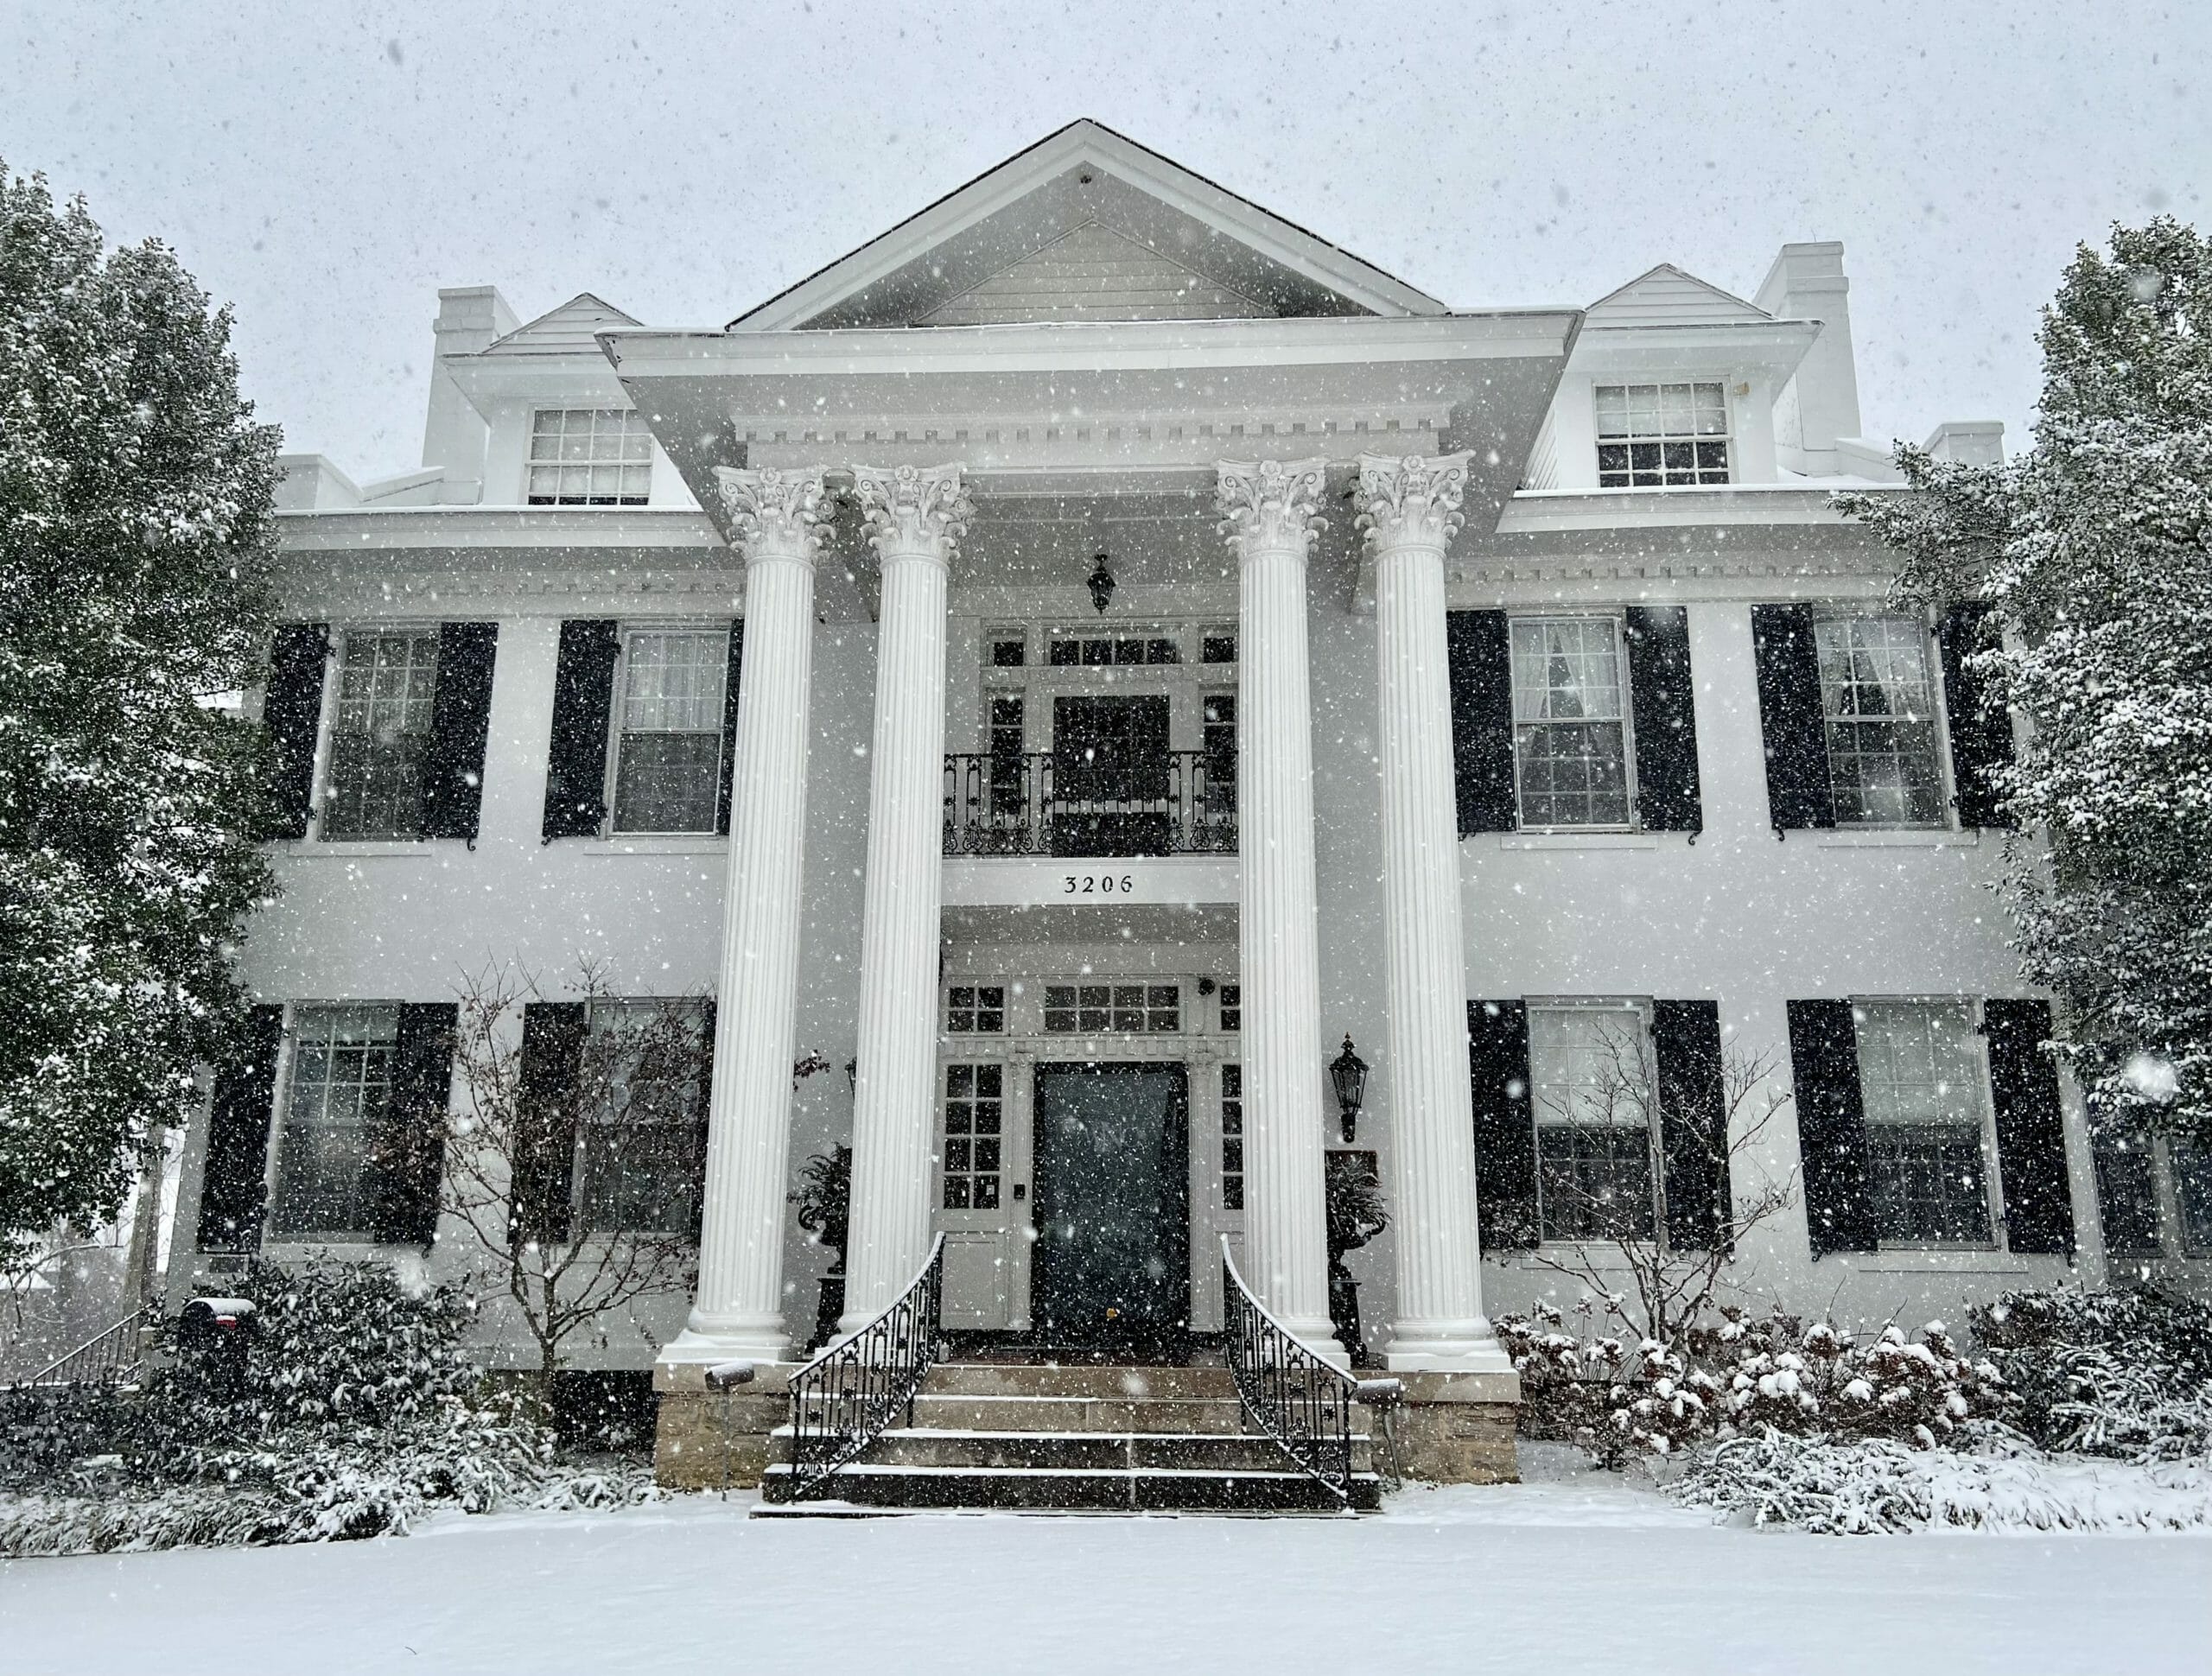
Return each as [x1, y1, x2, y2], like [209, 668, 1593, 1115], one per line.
[1052, 695, 1171, 857]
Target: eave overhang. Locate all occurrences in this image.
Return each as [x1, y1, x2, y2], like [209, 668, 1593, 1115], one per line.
[1569, 320, 1821, 383]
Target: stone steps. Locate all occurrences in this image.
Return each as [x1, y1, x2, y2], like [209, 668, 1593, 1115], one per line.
[760, 1460, 1382, 1514]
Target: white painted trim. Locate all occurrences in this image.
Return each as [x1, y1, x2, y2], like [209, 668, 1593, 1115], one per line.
[941, 854, 1238, 908]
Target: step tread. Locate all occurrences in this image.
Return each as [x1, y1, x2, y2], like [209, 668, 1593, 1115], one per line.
[766, 1461, 1380, 1483]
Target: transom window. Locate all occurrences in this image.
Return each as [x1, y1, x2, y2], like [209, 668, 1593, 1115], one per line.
[1854, 1002, 1993, 1246]
[941, 1063, 1003, 1209]
[527, 409, 652, 505]
[1816, 615, 1946, 827]
[323, 630, 440, 840]
[1510, 617, 1633, 828]
[1220, 1063, 1245, 1211]
[271, 1004, 397, 1238]
[988, 629, 1027, 668]
[1047, 633, 1181, 667]
[576, 1000, 709, 1235]
[1201, 628, 1237, 664]
[1529, 1003, 1657, 1241]
[612, 628, 728, 835]
[1594, 382, 1732, 487]
[1218, 985, 1240, 1032]
[945, 986, 1007, 1034]
[1042, 983, 1180, 1034]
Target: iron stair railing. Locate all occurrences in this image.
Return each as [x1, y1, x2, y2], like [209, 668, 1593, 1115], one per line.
[782, 1234, 945, 1499]
[16, 1308, 149, 1388]
[1220, 1237, 1362, 1504]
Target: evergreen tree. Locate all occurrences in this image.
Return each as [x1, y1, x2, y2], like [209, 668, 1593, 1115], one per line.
[0, 165, 279, 1272]
[1838, 219, 2212, 1146]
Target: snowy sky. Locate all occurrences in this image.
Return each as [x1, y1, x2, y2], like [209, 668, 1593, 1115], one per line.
[3, 1, 2204, 478]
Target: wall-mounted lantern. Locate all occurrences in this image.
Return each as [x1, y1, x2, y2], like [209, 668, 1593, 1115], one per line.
[1087, 552, 1116, 614]
[1329, 1035, 1369, 1143]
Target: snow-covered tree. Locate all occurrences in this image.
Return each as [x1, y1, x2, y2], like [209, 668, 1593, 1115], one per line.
[1836, 219, 2212, 1147]
[0, 165, 279, 1273]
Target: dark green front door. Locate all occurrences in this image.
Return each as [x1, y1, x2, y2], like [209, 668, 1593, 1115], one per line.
[1032, 1063, 1191, 1345]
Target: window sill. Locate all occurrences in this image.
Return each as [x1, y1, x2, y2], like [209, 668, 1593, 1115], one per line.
[270, 839, 439, 858]
[1847, 1251, 2031, 1273]
[1497, 832, 1660, 851]
[1811, 828, 1980, 849]
[580, 835, 728, 856]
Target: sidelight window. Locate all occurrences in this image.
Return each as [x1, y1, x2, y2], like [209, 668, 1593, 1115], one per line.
[1220, 1063, 1244, 1210]
[941, 1063, 1004, 1209]
[1510, 617, 1633, 828]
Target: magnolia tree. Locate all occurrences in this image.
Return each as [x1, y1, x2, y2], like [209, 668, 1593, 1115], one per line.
[0, 166, 278, 1280]
[1836, 219, 2212, 1148]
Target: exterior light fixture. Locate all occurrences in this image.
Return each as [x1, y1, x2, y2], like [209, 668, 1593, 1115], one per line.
[1329, 1035, 1369, 1143]
[1087, 552, 1116, 614]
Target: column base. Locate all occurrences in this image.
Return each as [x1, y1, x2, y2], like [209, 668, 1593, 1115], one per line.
[651, 1353, 797, 1490]
[1391, 1369, 1522, 1484]
[662, 1317, 793, 1367]
[1382, 1317, 1514, 1374]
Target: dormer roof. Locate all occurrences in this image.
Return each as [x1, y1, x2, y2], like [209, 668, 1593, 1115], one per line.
[486, 293, 642, 356]
[1586, 263, 1771, 327]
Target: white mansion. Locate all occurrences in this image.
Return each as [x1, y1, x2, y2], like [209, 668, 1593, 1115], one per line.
[166, 122, 2206, 1490]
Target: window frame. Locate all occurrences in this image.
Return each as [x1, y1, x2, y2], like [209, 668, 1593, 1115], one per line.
[602, 621, 733, 838]
[266, 1000, 402, 1243]
[1525, 997, 1662, 1246]
[310, 622, 443, 844]
[1506, 612, 1640, 833]
[570, 996, 711, 1238]
[1850, 997, 2005, 1252]
[1812, 608, 1959, 832]
[524, 408, 653, 507]
[938, 1060, 1007, 1213]
[1592, 380, 1735, 489]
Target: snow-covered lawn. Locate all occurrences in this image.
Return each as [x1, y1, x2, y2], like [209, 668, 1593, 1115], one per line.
[4, 1470, 2207, 1675]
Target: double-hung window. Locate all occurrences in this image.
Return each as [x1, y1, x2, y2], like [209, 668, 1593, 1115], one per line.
[1594, 382, 1732, 487]
[611, 628, 728, 834]
[1510, 617, 1633, 828]
[1815, 614, 1946, 827]
[323, 630, 441, 840]
[270, 1004, 397, 1239]
[527, 409, 652, 506]
[575, 1000, 709, 1235]
[1529, 1003, 1658, 1241]
[1853, 1002, 1993, 1246]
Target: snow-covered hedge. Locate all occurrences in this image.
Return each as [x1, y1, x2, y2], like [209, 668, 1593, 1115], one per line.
[0, 1260, 655, 1555]
[1971, 1286, 2212, 1462]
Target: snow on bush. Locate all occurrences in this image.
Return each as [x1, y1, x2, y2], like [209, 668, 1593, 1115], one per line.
[0, 1260, 657, 1555]
[1675, 1428, 2212, 1534]
[1971, 1286, 2212, 1463]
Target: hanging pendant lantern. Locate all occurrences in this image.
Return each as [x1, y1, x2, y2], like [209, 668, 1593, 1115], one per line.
[1087, 552, 1116, 614]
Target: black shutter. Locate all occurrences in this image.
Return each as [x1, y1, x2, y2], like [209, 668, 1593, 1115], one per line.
[1624, 606, 1704, 833]
[419, 623, 499, 841]
[1468, 999, 1538, 1248]
[1654, 1000, 1727, 1249]
[1751, 605, 1835, 831]
[542, 620, 620, 840]
[1786, 1000, 1878, 1255]
[1938, 605, 2012, 829]
[369, 1003, 457, 1245]
[262, 625, 329, 840]
[715, 619, 745, 837]
[1984, 999, 2075, 1255]
[513, 1001, 588, 1243]
[1446, 610, 1517, 835]
[197, 1006, 283, 1253]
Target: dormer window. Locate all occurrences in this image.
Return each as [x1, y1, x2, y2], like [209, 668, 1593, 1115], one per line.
[527, 409, 652, 506]
[1594, 382, 1732, 487]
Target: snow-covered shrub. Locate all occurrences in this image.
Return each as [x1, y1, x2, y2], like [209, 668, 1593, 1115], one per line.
[1675, 1427, 2212, 1534]
[1971, 1286, 2212, 1463]
[1497, 1303, 2008, 1465]
[0, 1260, 656, 1555]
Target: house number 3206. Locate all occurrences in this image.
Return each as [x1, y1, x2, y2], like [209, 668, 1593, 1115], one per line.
[1064, 873, 1136, 894]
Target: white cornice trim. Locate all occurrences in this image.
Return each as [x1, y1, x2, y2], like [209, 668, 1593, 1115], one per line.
[275, 507, 724, 554]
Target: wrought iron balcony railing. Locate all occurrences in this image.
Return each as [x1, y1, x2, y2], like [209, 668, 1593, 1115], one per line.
[944, 749, 1236, 857]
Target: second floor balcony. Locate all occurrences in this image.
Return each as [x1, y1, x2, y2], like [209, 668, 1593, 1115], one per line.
[944, 749, 1236, 858]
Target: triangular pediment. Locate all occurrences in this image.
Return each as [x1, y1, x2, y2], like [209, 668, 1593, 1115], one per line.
[1586, 263, 1770, 327]
[486, 292, 641, 355]
[735, 119, 1444, 332]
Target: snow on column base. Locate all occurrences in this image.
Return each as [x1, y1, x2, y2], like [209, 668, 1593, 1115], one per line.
[1390, 1370, 1522, 1485]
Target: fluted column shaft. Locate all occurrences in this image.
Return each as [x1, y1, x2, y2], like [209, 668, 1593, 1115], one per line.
[1217, 460, 1339, 1355]
[1359, 453, 1509, 1373]
[842, 464, 971, 1327]
[675, 467, 831, 1362]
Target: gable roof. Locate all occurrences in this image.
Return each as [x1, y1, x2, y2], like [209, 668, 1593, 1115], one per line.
[486, 292, 642, 355]
[1586, 263, 1770, 327]
[920, 220, 1272, 326]
[732, 119, 1446, 332]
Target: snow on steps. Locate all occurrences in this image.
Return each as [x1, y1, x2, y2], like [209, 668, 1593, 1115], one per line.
[760, 1362, 1382, 1514]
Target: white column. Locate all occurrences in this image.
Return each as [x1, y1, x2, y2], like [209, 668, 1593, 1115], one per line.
[841, 462, 972, 1328]
[1216, 459, 1340, 1356]
[1357, 453, 1510, 1373]
[666, 467, 832, 1364]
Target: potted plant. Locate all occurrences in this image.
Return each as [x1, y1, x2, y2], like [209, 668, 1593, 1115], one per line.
[790, 1145, 850, 1349]
[1325, 1151, 1389, 1365]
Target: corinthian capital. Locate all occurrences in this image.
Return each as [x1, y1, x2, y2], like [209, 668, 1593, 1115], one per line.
[716, 466, 831, 566]
[1215, 458, 1329, 559]
[852, 462, 973, 562]
[1355, 451, 1473, 555]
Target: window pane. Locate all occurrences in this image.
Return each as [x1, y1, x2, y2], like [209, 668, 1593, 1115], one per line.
[1510, 621, 1630, 830]
[611, 631, 728, 834]
[525, 409, 652, 505]
[271, 1005, 397, 1237]
[1855, 1003, 1991, 1244]
[1590, 384, 1732, 485]
[1528, 1006, 1654, 1240]
[1816, 616, 1945, 827]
